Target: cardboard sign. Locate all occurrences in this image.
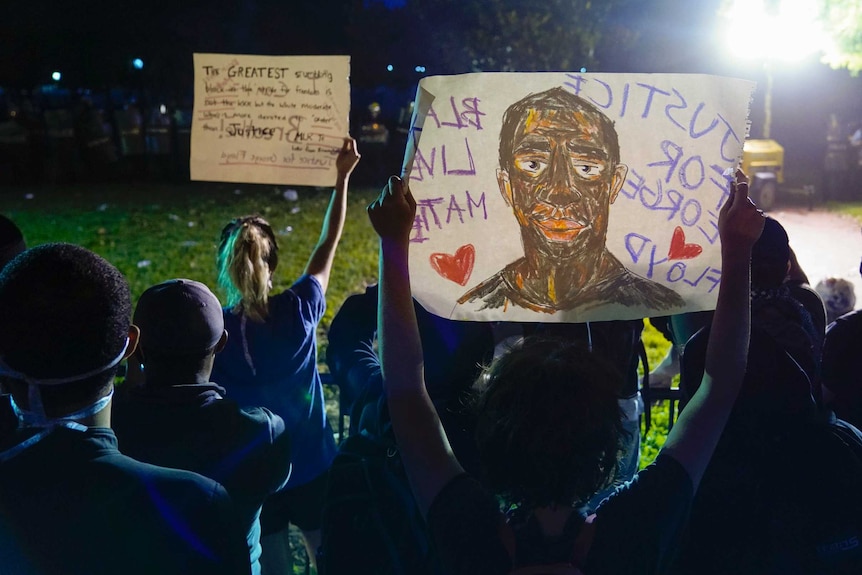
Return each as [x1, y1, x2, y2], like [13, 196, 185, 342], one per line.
[403, 73, 755, 323]
[191, 53, 350, 187]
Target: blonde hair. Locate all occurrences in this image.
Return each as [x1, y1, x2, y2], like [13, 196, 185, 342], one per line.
[217, 216, 278, 323]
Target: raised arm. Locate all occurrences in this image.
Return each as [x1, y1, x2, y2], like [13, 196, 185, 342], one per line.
[304, 137, 360, 293]
[661, 171, 764, 489]
[367, 176, 464, 516]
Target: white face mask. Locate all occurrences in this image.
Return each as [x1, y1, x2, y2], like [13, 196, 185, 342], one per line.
[0, 339, 129, 462]
[12, 387, 115, 430]
[0, 387, 115, 463]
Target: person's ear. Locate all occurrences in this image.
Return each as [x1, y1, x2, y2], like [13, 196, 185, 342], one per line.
[497, 169, 513, 207]
[126, 325, 140, 360]
[609, 163, 628, 204]
[214, 330, 228, 355]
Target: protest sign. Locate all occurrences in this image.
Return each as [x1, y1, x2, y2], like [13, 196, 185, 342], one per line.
[190, 53, 350, 187]
[403, 73, 755, 323]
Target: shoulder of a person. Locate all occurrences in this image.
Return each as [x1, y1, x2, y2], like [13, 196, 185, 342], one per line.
[603, 453, 692, 503]
[617, 270, 685, 305]
[787, 282, 826, 308]
[294, 273, 324, 293]
[270, 274, 324, 305]
[828, 309, 862, 333]
[113, 448, 229, 499]
[427, 472, 495, 520]
[236, 405, 287, 438]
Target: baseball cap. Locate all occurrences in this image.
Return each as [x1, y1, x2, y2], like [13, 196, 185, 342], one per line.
[134, 279, 224, 355]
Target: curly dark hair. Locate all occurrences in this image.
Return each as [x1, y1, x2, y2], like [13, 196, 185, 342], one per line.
[473, 336, 626, 510]
[0, 243, 131, 412]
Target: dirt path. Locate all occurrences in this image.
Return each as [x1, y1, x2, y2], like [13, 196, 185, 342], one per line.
[770, 208, 862, 308]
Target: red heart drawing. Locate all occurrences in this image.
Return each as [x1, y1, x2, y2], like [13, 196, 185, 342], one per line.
[667, 226, 703, 260]
[430, 244, 475, 286]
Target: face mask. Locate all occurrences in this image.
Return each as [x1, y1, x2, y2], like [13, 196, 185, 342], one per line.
[11, 387, 114, 431]
[0, 339, 128, 462]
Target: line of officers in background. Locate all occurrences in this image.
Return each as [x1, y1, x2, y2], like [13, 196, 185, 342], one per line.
[0, 87, 192, 185]
[0, 89, 415, 188]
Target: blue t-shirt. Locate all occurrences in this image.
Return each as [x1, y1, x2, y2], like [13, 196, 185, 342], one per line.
[212, 274, 336, 487]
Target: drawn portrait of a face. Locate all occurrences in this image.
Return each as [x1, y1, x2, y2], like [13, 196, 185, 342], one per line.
[497, 88, 628, 263]
[458, 86, 685, 315]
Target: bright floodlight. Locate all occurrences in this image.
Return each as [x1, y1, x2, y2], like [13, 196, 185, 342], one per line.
[132, 58, 144, 70]
[725, 0, 828, 61]
[51, 71, 61, 81]
[415, 65, 426, 73]
[386, 64, 394, 72]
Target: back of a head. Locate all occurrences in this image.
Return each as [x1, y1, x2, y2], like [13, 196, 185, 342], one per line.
[751, 217, 790, 290]
[217, 216, 277, 322]
[0, 244, 131, 409]
[0, 215, 26, 270]
[815, 277, 856, 323]
[681, 325, 816, 424]
[134, 279, 225, 368]
[474, 336, 624, 510]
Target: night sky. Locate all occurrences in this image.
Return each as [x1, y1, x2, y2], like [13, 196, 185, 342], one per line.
[4, 0, 860, 172]
[2, 0, 731, 87]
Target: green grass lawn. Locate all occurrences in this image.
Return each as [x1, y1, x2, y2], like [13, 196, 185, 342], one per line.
[824, 201, 862, 223]
[0, 181, 382, 355]
[0, 180, 676, 466]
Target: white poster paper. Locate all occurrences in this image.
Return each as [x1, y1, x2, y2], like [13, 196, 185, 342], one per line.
[404, 73, 755, 323]
[190, 53, 350, 187]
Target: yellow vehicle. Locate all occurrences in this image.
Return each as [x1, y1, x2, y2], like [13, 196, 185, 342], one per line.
[741, 139, 784, 210]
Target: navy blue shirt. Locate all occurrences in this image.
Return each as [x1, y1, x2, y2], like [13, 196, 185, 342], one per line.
[0, 426, 250, 575]
[112, 382, 291, 574]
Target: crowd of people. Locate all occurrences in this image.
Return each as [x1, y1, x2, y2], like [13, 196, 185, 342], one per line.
[2, 125, 862, 575]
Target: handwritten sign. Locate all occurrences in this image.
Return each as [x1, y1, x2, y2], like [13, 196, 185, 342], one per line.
[190, 53, 350, 187]
[403, 73, 755, 323]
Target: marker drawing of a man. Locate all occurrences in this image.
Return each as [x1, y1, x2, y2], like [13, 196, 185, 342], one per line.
[458, 87, 684, 314]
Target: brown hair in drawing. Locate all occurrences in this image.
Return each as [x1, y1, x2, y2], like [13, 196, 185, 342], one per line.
[458, 87, 684, 314]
